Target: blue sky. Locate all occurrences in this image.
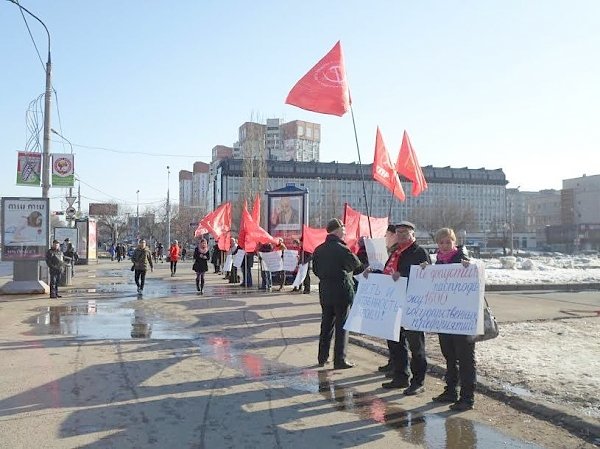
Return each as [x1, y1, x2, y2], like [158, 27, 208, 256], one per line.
[3, 0, 599, 215]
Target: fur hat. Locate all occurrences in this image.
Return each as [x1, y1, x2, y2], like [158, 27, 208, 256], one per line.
[326, 218, 344, 233]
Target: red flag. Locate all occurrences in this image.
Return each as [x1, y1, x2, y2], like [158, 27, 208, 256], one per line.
[372, 127, 406, 202]
[196, 202, 232, 250]
[251, 193, 261, 227]
[301, 225, 328, 253]
[395, 130, 428, 196]
[343, 204, 389, 253]
[285, 41, 351, 117]
[240, 202, 277, 252]
[238, 200, 249, 250]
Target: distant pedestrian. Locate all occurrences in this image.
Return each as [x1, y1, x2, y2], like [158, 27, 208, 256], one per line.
[109, 243, 116, 261]
[312, 218, 362, 370]
[131, 239, 153, 294]
[193, 239, 210, 294]
[169, 240, 180, 276]
[63, 241, 79, 276]
[181, 246, 187, 261]
[46, 239, 66, 299]
[210, 243, 222, 274]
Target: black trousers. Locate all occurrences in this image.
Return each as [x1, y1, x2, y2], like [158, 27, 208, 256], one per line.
[318, 302, 350, 364]
[49, 269, 61, 297]
[438, 333, 476, 400]
[303, 268, 311, 292]
[389, 329, 427, 386]
[134, 269, 147, 289]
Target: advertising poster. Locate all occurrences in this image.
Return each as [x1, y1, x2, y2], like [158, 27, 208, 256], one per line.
[88, 219, 97, 261]
[1, 197, 49, 260]
[75, 220, 88, 261]
[54, 227, 79, 251]
[51, 153, 75, 187]
[268, 195, 303, 247]
[16, 152, 41, 186]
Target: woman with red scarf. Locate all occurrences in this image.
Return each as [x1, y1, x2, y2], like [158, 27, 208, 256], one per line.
[427, 227, 475, 411]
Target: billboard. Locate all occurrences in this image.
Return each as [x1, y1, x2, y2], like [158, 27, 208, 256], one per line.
[88, 203, 118, 216]
[1, 197, 49, 261]
[266, 186, 308, 248]
[54, 227, 79, 251]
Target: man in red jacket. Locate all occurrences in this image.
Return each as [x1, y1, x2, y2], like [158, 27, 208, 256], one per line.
[169, 240, 180, 277]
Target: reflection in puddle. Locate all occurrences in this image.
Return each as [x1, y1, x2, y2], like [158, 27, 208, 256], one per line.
[30, 302, 191, 340]
[200, 337, 545, 449]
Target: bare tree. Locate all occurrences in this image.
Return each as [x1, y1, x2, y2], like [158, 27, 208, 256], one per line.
[412, 201, 476, 241]
[93, 203, 129, 243]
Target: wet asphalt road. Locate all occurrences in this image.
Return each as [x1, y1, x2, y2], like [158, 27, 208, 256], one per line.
[0, 260, 597, 449]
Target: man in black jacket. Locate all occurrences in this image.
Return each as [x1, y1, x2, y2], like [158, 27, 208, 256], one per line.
[382, 221, 431, 395]
[312, 218, 362, 369]
[46, 239, 66, 299]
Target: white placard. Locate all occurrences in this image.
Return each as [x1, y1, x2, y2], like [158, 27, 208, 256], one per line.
[401, 263, 485, 335]
[233, 249, 246, 268]
[364, 237, 388, 271]
[259, 250, 283, 272]
[223, 254, 233, 272]
[344, 273, 407, 342]
[292, 263, 309, 288]
[282, 250, 299, 272]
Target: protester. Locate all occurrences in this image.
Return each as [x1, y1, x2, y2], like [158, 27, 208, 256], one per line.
[228, 238, 240, 284]
[45, 239, 66, 299]
[379, 221, 431, 394]
[131, 239, 153, 294]
[425, 227, 475, 411]
[312, 218, 362, 369]
[240, 251, 254, 287]
[292, 238, 312, 294]
[210, 243, 222, 274]
[258, 242, 273, 291]
[193, 238, 210, 294]
[274, 238, 287, 291]
[169, 240, 180, 276]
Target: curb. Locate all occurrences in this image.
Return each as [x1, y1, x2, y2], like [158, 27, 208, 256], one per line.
[485, 283, 600, 292]
[349, 334, 600, 444]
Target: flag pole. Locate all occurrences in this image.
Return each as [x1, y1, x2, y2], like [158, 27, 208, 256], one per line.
[350, 103, 373, 237]
[388, 185, 396, 219]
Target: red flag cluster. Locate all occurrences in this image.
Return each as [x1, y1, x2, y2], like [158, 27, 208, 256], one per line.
[396, 130, 428, 196]
[239, 196, 277, 252]
[195, 202, 232, 251]
[344, 204, 389, 253]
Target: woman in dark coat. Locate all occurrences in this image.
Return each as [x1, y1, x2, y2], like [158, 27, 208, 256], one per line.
[193, 239, 210, 294]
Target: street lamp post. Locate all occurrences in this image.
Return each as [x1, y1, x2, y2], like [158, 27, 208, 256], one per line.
[136, 190, 140, 239]
[166, 166, 171, 246]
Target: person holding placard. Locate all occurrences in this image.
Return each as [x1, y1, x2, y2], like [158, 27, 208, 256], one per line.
[425, 227, 476, 411]
[377, 221, 431, 394]
[258, 242, 274, 291]
[313, 218, 362, 369]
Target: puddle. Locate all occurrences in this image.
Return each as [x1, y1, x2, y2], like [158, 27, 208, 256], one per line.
[29, 302, 192, 340]
[503, 384, 533, 397]
[197, 337, 545, 449]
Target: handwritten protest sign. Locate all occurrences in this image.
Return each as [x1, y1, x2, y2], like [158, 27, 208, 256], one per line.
[364, 237, 388, 271]
[223, 254, 233, 272]
[259, 250, 283, 272]
[401, 263, 485, 335]
[233, 249, 246, 268]
[344, 273, 407, 341]
[282, 250, 299, 272]
[291, 263, 309, 288]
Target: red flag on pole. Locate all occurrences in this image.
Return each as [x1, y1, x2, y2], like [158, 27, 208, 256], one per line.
[251, 193, 261, 227]
[285, 41, 351, 117]
[196, 202, 232, 251]
[240, 202, 276, 252]
[238, 200, 249, 250]
[372, 127, 406, 202]
[301, 225, 328, 253]
[395, 130, 428, 196]
[343, 204, 389, 253]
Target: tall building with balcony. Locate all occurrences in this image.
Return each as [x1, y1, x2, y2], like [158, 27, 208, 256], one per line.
[192, 162, 210, 212]
[179, 170, 193, 206]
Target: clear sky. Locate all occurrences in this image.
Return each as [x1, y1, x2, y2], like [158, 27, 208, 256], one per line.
[2, 0, 599, 215]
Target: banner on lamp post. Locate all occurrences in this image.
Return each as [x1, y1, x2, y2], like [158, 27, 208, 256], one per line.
[16, 152, 41, 186]
[52, 153, 75, 187]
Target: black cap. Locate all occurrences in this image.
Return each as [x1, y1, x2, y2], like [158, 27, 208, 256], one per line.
[326, 218, 344, 233]
[386, 224, 397, 233]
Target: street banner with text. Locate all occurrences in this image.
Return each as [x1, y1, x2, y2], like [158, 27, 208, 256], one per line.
[344, 273, 407, 341]
[52, 153, 75, 187]
[223, 254, 233, 272]
[233, 249, 246, 268]
[282, 250, 299, 272]
[402, 263, 485, 335]
[16, 152, 41, 186]
[259, 250, 283, 272]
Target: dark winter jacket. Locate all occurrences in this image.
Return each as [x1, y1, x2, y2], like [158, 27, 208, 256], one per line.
[313, 234, 362, 306]
[45, 248, 65, 273]
[132, 247, 153, 271]
[394, 242, 432, 279]
[193, 247, 210, 273]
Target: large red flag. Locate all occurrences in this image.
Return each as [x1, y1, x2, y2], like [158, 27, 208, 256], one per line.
[395, 130, 428, 196]
[196, 202, 232, 250]
[372, 127, 406, 202]
[301, 225, 328, 253]
[237, 200, 249, 250]
[285, 41, 351, 117]
[240, 203, 277, 252]
[343, 204, 389, 253]
[251, 193, 261, 227]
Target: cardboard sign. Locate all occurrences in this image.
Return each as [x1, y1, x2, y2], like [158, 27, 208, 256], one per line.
[291, 263, 309, 288]
[233, 249, 246, 268]
[402, 263, 485, 335]
[364, 237, 388, 271]
[259, 250, 283, 272]
[223, 254, 233, 272]
[344, 273, 407, 341]
[282, 249, 299, 272]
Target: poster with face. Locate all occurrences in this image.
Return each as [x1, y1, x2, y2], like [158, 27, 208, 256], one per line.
[1, 197, 49, 260]
[268, 195, 303, 248]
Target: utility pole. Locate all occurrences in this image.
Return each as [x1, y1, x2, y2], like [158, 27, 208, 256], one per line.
[166, 166, 171, 245]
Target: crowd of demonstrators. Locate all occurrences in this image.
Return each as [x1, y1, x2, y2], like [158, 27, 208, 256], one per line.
[192, 239, 210, 294]
[312, 218, 363, 370]
[131, 239, 154, 295]
[169, 240, 180, 277]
